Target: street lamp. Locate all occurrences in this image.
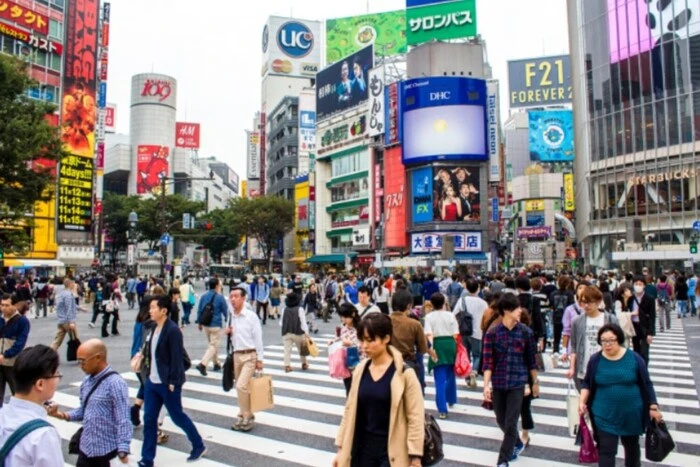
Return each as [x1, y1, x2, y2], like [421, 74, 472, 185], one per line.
[127, 211, 138, 275]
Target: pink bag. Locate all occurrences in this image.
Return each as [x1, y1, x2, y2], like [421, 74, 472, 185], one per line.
[578, 414, 599, 463]
[454, 341, 472, 378]
[329, 346, 351, 380]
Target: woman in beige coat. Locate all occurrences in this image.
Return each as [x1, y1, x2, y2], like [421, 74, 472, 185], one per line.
[333, 313, 424, 467]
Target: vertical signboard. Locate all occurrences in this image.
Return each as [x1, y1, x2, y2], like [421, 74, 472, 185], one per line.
[487, 80, 501, 182]
[412, 167, 434, 223]
[368, 66, 386, 138]
[259, 111, 267, 192]
[298, 90, 316, 174]
[564, 173, 575, 211]
[246, 130, 260, 180]
[385, 81, 402, 146]
[59, 0, 99, 231]
[374, 162, 383, 223]
[384, 147, 407, 249]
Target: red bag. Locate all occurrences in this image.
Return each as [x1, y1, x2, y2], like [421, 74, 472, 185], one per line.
[454, 341, 472, 378]
[578, 414, 599, 463]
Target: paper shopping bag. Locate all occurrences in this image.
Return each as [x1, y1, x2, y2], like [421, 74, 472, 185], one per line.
[567, 380, 580, 437]
[250, 373, 274, 413]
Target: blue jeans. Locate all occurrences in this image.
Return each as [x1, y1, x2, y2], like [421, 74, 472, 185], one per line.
[677, 300, 688, 318]
[433, 364, 457, 413]
[141, 379, 203, 466]
[181, 302, 193, 324]
[465, 336, 481, 374]
[690, 297, 697, 316]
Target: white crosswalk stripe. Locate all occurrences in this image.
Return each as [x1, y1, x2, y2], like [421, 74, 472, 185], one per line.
[53, 324, 700, 467]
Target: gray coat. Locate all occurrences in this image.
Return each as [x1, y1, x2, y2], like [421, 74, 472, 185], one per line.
[570, 311, 618, 379]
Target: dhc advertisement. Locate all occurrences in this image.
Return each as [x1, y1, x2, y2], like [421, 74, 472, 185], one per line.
[411, 166, 433, 223]
[402, 76, 488, 165]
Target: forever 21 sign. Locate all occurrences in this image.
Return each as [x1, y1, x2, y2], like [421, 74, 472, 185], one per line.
[368, 66, 385, 138]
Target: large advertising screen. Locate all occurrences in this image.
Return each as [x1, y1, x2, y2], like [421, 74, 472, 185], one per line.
[402, 76, 487, 165]
[384, 147, 407, 249]
[507, 55, 571, 108]
[406, 0, 477, 46]
[529, 110, 574, 162]
[57, 155, 94, 231]
[432, 166, 481, 223]
[262, 17, 322, 78]
[411, 166, 434, 223]
[136, 145, 169, 195]
[316, 44, 374, 122]
[326, 11, 406, 63]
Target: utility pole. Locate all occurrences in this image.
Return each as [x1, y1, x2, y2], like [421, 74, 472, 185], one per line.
[160, 175, 167, 279]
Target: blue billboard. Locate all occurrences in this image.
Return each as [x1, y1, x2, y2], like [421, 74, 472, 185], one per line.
[412, 167, 433, 223]
[402, 76, 488, 165]
[529, 110, 574, 162]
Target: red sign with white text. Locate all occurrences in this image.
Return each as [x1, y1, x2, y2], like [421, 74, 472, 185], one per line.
[0, 21, 62, 55]
[0, 0, 49, 35]
[104, 105, 116, 132]
[175, 122, 201, 149]
[383, 146, 407, 248]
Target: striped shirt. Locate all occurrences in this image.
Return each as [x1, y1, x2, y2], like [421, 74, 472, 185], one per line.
[482, 322, 537, 390]
[67, 366, 132, 457]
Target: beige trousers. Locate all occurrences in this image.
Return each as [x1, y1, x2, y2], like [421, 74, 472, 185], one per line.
[50, 323, 78, 351]
[201, 326, 222, 366]
[283, 333, 308, 367]
[234, 351, 257, 419]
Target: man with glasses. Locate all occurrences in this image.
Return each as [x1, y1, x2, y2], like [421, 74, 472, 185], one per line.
[48, 339, 132, 466]
[0, 345, 63, 466]
[0, 293, 31, 407]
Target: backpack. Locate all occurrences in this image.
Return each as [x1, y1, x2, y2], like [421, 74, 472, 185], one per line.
[0, 419, 52, 463]
[324, 281, 335, 300]
[552, 292, 568, 319]
[657, 285, 670, 305]
[401, 365, 444, 466]
[457, 298, 474, 337]
[199, 294, 217, 326]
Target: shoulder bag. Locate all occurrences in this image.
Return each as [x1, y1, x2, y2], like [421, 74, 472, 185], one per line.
[222, 313, 235, 392]
[0, 419, 52, 463]
[68, 371, 118, 454]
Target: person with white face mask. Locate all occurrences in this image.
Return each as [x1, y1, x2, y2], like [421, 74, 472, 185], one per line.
[628, 276, 656, 365]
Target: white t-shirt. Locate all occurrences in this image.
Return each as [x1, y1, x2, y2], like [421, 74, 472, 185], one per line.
[356, 302, 381, 318]
[452, 295, 488, 341]
[425, 310, 459, 338]
[581, 314, 604, 379]
[372, 287, 390, 303]
[150, 328, 162, 384]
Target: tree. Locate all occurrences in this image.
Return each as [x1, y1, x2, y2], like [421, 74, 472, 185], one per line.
[0, 55, 68, 253]
[135, 194, 205, 251]
[102, 193, 142, 268]
[230, 196, 295, 270]
[197, 208, 243, 263]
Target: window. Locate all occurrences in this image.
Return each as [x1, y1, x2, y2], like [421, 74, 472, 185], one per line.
[49, 19, 63, 40]
[49, 54, 61, 72]
[330, 177, 369, 203]
[330, 149, 369, 177]
[51, 0, 65, 8]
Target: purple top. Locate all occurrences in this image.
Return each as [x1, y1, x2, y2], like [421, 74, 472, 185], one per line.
[562, 303, 583, 353]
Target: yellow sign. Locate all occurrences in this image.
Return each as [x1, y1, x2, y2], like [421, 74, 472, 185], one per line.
[241, 180, 247, 198]
[564, 173, 575, 211]
[525, 199, 545, 212]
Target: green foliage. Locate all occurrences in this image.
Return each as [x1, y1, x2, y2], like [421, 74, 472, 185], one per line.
[197, 208, 243, 263]
[0, 55, 68, 253]
[134, 194, 206, 250]
[102, 192, 142, 267]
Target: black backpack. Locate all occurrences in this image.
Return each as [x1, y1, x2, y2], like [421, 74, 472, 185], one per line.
[552, 292, 568, 319]
[457, 298, 474, 337]
[199, 294, 217, 326]
[324, 281, 336, 300]
[402, 365, 444, 466]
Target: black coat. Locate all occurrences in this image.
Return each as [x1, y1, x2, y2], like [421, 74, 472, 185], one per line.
[628, 293, 656, 338]
[143, 319, 186, 387]
[518, 292, 546, 342]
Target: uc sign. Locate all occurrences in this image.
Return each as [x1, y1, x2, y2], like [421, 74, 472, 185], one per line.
[141, 79, 172, 102]
[277, 21, 314, 58]
[507, 55, 572, 108]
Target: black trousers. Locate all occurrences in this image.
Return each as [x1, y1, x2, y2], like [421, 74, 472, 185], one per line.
[76, 449, 117, 467]
[101, 310, 119, 336]
[0, 365, 16, 407]
[351, 432, 390, 467]
[256, 301, 268, 323]
[493, 388, 525, 465]
[596, 429, 641, 467]
[631, 323, 649, 365]
[553, 322, 563, 354]
[377, 302, 389, 315]
[343, 376, 352, 396]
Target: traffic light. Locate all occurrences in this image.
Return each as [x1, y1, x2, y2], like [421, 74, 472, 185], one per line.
[0, 248, 3, 270]
[691, 241, 698, 254]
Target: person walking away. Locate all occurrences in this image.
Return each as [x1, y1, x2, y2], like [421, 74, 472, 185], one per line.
[579, 324, 663, 467]
[280, 293, 309, 373]
[674, 275, 689, 320]
[389, 289, 428, 393]
[355, 286, 380, 318]
[302, 283, 320, 334]
[168, 288, 181, 326]
[548, 276, 572, 355]
[323, 275, 340, 321]
[195, 278, 228, 376]
[179, 279, 194, 326]
[452, 279, 488, 389]
[34, 278, 51, 319]
[50, 278, 79, 352]
[372, 278, 391, 315]
[227, 286, 264, 432]
[87, 274, 99, 305]
[655, 275, 673, 332]
[126, 276, 137, 310]
[409, 275, 424, 306]
[447, 276, 464, 310]
[0, 294, 31, 407]
[688, 272, 698, 318]
[630, 276, 656, 365]
[482, 293, 539, 467]
[47, 339, 132, 466]
[269, 279, 284, 320]
[88, 281, 104, 329]
[335, 304, 364, 395]
[333, 313, 424, 467]
[424, 293, 459, 419]
[100, 276, 121, 338]
[254, 276, 271, 323]
[136, 277, 148, 306]
[0, 345, 63, 466]
[567, 285, 619, 392]
[515, 276, 546, 353]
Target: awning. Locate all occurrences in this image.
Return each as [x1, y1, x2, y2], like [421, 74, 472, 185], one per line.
[17, 259, 65, 268]
[305, 253, 357, 264]
[3, 259, 24, 267]
[288, 256, 309, 263]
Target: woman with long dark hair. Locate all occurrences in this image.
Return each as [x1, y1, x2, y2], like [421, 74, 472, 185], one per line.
[336, 303, 362, 395]
[372, 278, 390, 315]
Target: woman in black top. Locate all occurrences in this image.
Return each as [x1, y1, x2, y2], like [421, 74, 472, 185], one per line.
[302, 283, 320, 334]
[675, 275, 689, 319]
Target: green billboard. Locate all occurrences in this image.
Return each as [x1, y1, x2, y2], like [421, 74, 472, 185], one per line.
[326, 10, 407, 64]
[406, 0, 477, 46]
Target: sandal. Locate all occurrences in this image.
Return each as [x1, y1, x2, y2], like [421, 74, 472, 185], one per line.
[285, 366, 293, 373]
[302, 363, 309, 371]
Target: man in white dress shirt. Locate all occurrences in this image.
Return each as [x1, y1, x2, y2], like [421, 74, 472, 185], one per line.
[0, 345, 63, 467]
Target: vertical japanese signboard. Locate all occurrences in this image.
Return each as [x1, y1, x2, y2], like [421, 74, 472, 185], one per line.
[368, 66, 385, 138]
[564, 173, 575, 211]
[487, 80, 501, 182]
[385, 81, 401, 146]
[59, 0, 98, 231]
[246, 130, 260, 180]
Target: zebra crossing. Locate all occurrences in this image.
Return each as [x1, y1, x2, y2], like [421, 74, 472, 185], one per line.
[52, 323, 700, 467]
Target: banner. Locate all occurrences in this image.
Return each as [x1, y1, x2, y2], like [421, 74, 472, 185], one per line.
[411, 232, 482, 253]
[316, 44, 374, 121]
[326, 10, 406, 63]
[368, 66, 385, 138]
[433, 165, 481, 223]
[57, 155, 94, 231]
[564, 173, 575, 211]
[406, 0, 477, 46]
[487, 80, 501, 182]
[517, 226, 552, 239]
[175, 122, 201, 149]
[246, 130, 260, 179]
[104, 104, 116, 132]
[136, 145, 169, 195]
[412, 166, 433, 223]
[384, 147, 407, 248]
[385, 81, 402, 146]
[0, 22, 62, 55]
[508, 55, 571, 108]
[0, 0, 49, 35]
[529, 110, 574, 162]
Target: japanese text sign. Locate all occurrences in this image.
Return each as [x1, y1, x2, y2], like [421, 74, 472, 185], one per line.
[0, 21, 62, 55]
[0, 0, 49, 35]
[58, 155, 94, 231]
[524, 199, 545, 212]
[406, 0, 477, 46]
[385, 81, 402, 146]
[564, 173, 575, 211]
[368, 66, 385, 138]
[517, 226, 552, 239]
[411, 232, 482, 253]
[175, 122, 201, 149]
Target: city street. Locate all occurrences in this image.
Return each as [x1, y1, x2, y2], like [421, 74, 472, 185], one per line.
[21, 281, 700, 467]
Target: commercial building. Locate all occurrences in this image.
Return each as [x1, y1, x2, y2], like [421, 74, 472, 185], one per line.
[567, 0, 700, 273]
[266, 96, 299, 199]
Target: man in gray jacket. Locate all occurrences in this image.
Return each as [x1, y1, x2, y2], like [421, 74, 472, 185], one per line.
[566, 286, 618, 390]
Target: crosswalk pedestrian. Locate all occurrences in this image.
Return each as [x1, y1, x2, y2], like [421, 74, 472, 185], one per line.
[50, 324, 700, 467]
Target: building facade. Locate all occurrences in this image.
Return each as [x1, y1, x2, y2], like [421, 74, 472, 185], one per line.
[266, 96, 299, 200]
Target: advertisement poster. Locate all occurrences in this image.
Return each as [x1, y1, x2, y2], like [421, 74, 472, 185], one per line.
[104, 104, 116, 132]
[564, 173, 575, 211]
[508, 55, 571, 108]
[406, 0, 477, 46]
[0, 0, 49, 35]
[262, 17, 322, 78]
[316, 44, 374, 121]
[411, 166, 433, 223]
[0, 22, 62, 55]
[326, 11, 406, 63]
[57, 155, 94, 231]
[384, 147, 407, 248]
[529, 110, 574, 162]
[411, 232, 482, 253]
[298, 89, 316, 174]
[433, 165, 480, 223]
[136, 145, 169, 194]
[403, 76, 487, 164]
[175, 122, 201, 149]
[368, 66, 386, 138]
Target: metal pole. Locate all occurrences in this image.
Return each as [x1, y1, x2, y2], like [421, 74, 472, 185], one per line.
[160, 175, 167, 279]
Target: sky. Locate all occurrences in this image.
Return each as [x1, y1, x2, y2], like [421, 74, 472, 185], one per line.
[106, 0, 569, 181]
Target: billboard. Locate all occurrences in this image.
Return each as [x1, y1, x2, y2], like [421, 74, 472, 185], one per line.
[104, 104, 116, 133]
[508, 55, 571, 108]
[385, 81, 402, 146]
[261, 16, 322, 78]
[175, 122, 201, 149]
[432, 165, 480, 223]
[486, 80, 501, 182]
[246, 130, 260, 180]
[529, 110, 574, 162]
[411, 232, 482, 254]
[402, 76, 487, 165]
[57, 155, 94, 231]
[316, 44, 374, 121]
[326, 11, 406, 63]
[228, 170, 240, 194]
[298, 89, 316, 174]
[0, 22, 62, 55]
[411, 167, 433, 223]
[406, 0, 477, 46]
[0, 0, 49, 35]
[317, 114, 367, 156]
[564, 172, 575, 211]
[384, 147, 407, 249]
[136, 145, 169, 195]
[368, 66, 386, 138]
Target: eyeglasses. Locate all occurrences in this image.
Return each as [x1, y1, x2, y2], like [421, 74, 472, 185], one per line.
[77, 353, 103, 365]
[43, 372, 63, 380]
[600, 338, 618, 345]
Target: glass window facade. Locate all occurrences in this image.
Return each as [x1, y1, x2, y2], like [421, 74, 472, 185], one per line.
[330, 176, 369, 203]
[331, 148, 369, 178]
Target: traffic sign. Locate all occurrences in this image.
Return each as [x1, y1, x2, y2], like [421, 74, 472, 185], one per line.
[693, 221, 700, 232]
[160, 233, 171, 246]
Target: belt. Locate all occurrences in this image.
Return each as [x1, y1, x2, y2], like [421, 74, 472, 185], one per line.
[234, 349, 256, 354]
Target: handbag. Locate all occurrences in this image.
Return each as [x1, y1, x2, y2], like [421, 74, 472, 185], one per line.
[345, 346, 360, 369]
[300, 339, 310, 357]
[645, 419, 675, 462]
[306, 336, 319, 358]
[66, 331, 80, 362]
[566, 380, 580, 437]
[578, 414, 598, 463]
[454, 341, 472, 378]
[618, 311, 636, 338]
[249, 372, 274, 413]
[222, 315, 235, 392]
[68, 371, 118, 454]
[328, 346, 351, 379]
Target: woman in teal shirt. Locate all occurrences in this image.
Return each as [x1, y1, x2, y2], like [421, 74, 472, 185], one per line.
[579, 323, 663, 467]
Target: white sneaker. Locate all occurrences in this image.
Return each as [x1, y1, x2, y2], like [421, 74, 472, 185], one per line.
[88, 322, 95, 328]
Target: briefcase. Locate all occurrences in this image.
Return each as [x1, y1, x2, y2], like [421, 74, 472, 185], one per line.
[249, 373, 274, 413]
[66, 332, 81, 362]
